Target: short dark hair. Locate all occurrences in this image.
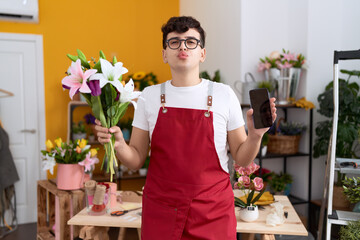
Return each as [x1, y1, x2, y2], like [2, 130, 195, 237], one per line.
[161, 16, 206, 49]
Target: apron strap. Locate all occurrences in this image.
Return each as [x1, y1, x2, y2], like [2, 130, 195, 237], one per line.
[205, 81, 214, 117]
[160, 80, 214, 116]
[160, 83, 167, 113]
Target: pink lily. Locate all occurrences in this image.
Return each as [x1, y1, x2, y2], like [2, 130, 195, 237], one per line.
[278, 62, 293, 69]
[62, 59, 97, 99]
[78, 153, 99, 172]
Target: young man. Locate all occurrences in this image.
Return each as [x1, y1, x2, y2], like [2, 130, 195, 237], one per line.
[96, 16, 277, 240]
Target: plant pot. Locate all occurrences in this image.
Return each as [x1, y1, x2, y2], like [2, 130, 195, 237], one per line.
[72, 132, 87, 141]
[261, 146, 267, 156]
[238, 205, 259, 222]
[139, 168, 148, 176]
[352, 202, 360, 213]
[333, 185, 350, 209]
[284, 183, 292, 196]
[56, 164, 84, 190]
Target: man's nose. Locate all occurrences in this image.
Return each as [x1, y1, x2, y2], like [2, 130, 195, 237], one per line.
[179, 40, 187, 50]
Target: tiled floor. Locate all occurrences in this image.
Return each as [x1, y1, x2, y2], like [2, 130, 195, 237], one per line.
[1, 223, 139, 240]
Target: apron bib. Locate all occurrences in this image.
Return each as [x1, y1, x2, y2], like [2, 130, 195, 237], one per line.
[141, 81, 236, 240]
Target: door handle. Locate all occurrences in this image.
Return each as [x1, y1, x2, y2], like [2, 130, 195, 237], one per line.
[21, 129, 36, 134]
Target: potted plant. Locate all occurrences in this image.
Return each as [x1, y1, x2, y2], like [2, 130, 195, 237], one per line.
[41, 138, 99, 190]
[72, 120, 87, 141]
[313, 69, 360, 208]
[261, 133, 269, 156]
[339, 219, 360, 240]
[233, 162, 266, 222]
[139, 156, 150, 176]
[343, 176, 360, 212]
[269, 172, 293, 195]
[267, 118, 306, 154]
[199, 70, 221, 82]
[127, 71, 159, 91]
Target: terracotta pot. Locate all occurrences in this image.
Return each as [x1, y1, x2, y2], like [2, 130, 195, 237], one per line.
[333, 185, 350, 209]
[56, 164, 84, 190]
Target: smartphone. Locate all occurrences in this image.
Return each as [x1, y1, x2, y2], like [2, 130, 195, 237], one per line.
[249, 88, 273, 129]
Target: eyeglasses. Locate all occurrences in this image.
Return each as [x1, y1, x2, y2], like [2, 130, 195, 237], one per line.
[166, 37, 202, 50]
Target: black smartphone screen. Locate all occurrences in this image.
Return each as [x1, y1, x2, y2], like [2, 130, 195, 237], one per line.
[249, 88, 273, 129]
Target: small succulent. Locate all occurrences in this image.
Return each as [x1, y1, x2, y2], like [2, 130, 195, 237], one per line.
[278, 121, 306, 136]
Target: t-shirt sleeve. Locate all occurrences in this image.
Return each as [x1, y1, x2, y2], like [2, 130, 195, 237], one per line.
[227, 86, 245, 131]
[132, 91, 149, 131]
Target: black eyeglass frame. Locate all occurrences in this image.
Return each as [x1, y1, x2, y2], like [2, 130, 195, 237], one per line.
[166, 37, 203, 50]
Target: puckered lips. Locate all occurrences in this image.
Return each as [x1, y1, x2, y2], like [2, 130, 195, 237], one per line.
[178, 51, 188, 60]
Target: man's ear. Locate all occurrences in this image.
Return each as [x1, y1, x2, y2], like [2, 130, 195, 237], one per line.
[162, 49, 168, 63]
[200, 48, 206, 63]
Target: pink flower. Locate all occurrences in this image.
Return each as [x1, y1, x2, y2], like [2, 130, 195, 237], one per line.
[258, 62, 271, 72]
[282, 52, 296, 61]
[238, 176, 251, 188]
[78, 153, 99, 172]
[278, 62, 293, 69]
[237, 167, 251, 176]
[248, 162, 260, 174]
[253, 177, 264, 191]
[234, 182, 240, 189]
[269, 51, 280, 60]
[62, 59, 97, 99]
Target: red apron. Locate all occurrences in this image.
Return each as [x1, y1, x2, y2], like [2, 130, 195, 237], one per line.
[141, 82, 236, 240]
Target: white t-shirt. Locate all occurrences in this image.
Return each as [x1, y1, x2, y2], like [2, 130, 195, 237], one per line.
[132, 79, 245, 173]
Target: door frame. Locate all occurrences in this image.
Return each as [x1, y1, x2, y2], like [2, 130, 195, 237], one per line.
[0, 32, 46, 180]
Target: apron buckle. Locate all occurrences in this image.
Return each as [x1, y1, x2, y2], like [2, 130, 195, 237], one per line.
[162, 104, 168, 113]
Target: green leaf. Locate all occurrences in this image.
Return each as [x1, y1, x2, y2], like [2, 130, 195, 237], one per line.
[113, 102, 130, 125]
[112, 56, 117, 64]
[77, 49, 91, 69]
[251, 188, 266, 204]
[247, 190, 255, 204]
[67, 54, 78, 62]
[93, 60, 102, 73]
[234, 197, 246, 208]
[90, 95, 107, 127]
[100, 50, 106, 59]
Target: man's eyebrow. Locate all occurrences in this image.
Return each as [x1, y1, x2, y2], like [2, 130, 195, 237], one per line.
[168, 36, 198, 39]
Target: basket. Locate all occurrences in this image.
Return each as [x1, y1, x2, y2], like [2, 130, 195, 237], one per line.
[267, 118, 301, 154]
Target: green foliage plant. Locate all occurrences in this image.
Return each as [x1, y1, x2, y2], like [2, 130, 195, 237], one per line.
[339, 219, 360, 240]
[200, 70, 221, 82]
[343, 176, 360, 204]
[72, 121, 86, 134]
[269, 172, 293, 193]
[257, 81, 274, 93]
[313, 69, 360, 186]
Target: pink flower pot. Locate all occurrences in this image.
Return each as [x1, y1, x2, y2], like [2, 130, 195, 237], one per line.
[56, 164, 84, 190]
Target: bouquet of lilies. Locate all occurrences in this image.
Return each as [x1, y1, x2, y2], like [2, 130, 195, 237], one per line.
[61, 49, 141, 181]
[234, 162, 266, 208]
[42, 138, 99, 175]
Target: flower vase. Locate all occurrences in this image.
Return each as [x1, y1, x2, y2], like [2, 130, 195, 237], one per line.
[265, 68, 280, 98]
[238, 205, 259, 222]
[56, 164, 84, 190]
[289, 68, 301, 99]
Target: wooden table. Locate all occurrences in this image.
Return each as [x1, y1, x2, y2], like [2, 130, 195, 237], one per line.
[68, 195, 307, 240]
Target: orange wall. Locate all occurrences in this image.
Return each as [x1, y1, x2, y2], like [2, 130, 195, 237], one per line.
[0, 0, 178, 145]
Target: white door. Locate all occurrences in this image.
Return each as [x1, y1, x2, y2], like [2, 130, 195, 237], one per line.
[0, 33, 45, 224]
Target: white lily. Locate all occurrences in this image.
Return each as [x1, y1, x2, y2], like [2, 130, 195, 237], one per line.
[120, 79, 142, 108]
[42, 155, 56, 175]
[89, 58, 128, 92]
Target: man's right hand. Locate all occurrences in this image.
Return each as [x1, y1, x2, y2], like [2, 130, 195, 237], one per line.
[94, 119, 125, 148]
